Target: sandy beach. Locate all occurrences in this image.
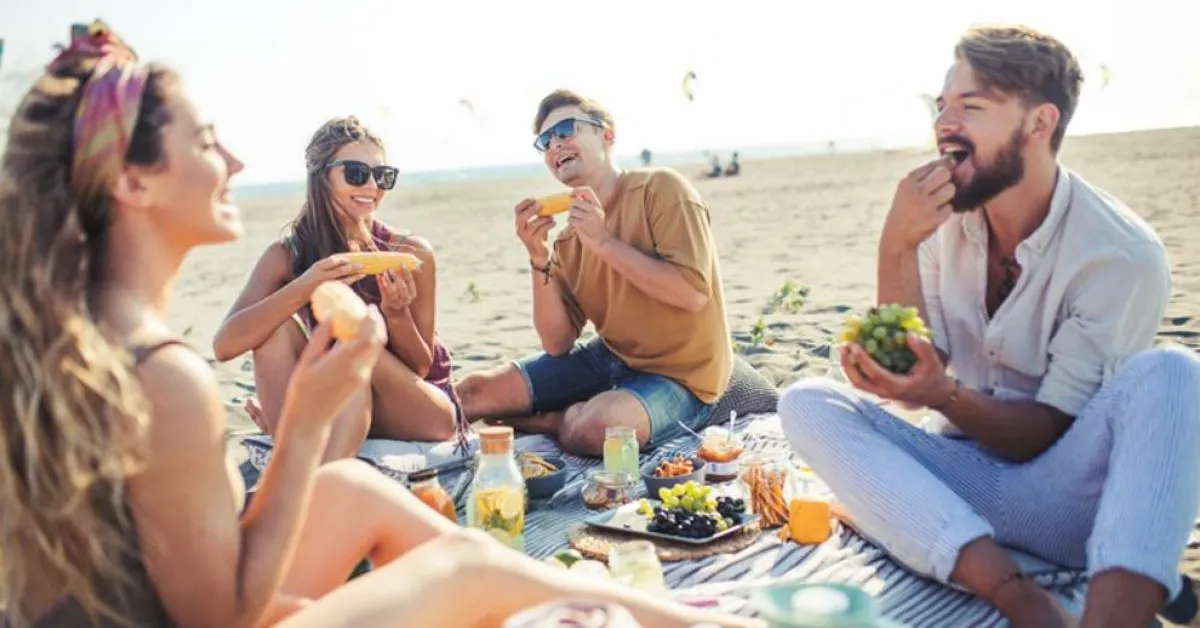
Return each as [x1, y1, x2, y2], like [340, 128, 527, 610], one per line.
[178, 125, 1199, 455]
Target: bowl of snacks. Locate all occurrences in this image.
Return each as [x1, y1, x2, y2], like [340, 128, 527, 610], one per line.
[519, 452, 567, 499]
[641, 455, 707, 496]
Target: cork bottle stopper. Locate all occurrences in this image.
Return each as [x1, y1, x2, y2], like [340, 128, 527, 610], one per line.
[479, 426, 514, 455]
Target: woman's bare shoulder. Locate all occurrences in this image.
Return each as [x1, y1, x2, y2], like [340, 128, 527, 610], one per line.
[399, 234, 436, 265]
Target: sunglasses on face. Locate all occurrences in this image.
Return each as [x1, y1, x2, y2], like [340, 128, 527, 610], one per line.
[533, 117, 605, 153]
[327, 160, 399, 190]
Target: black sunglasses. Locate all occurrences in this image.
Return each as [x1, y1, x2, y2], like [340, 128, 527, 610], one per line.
[326, 160, 399, 190]
[533, 117, 605, 153]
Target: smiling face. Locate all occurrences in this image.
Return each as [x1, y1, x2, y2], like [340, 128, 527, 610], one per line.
[326, 140, 388, 221]
[128, 87, 245, 246]
[537, 105, 612, 186]
[934, 60, 1038, 212]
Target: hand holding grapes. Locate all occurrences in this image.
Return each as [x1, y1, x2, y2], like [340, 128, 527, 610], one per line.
[839, 305, 957, 409]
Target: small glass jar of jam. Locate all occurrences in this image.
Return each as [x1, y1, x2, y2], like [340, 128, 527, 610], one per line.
[408, 468, 459, 523]
[696, 427, 745, 483]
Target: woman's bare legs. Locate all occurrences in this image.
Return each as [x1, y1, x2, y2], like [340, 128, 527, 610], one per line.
[368, 351, 457, 442]
[267, 461, 761, 628]
[277, 527, 762, 628]
[272, 459, 458, 600]
[251, 322, 371, 461]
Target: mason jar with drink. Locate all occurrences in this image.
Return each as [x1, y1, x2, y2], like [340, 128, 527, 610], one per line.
[608, 540, 666, 594]
[603, 425, 640, 480]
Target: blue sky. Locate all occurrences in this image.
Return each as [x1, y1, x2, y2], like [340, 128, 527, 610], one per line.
[2, 0, 1196, 184]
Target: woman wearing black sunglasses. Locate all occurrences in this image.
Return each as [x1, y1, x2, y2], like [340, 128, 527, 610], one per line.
[213, 116, 464, 460]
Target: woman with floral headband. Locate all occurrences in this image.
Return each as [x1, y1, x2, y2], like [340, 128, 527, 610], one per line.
[212, 114, 465, 461]
[0, 21, 759, 628]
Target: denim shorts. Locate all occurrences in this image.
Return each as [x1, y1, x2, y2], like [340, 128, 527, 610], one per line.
[513, 337, 713, 447]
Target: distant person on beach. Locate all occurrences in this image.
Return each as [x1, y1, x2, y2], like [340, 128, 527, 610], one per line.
[0, 22, 761, 628]
[778, 25, 1200, 628]
[725, 152, 740, 177]
[640, 148, 652, 166]
[212, 116, 464, 460]
[455, 89, 733, 457]
[704, 154, 722, 178]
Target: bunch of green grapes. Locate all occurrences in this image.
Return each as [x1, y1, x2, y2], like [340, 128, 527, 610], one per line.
[839, 304, 933, 374]
[638, 481, 747, 538]
[640, 481, 716, 515]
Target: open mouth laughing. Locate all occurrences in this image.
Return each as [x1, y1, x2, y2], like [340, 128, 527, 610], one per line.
[554, 152, 578, 172]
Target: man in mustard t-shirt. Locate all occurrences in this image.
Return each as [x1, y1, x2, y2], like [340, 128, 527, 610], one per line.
[457, 89, 733, 456]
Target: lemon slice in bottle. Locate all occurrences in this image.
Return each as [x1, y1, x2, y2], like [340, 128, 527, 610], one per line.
[497, 488, 523, 521]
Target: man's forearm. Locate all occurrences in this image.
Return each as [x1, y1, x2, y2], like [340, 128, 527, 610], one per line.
[530, 264, 577, 356]
[878, 241, 947, 363]
[939, 387, 1074, 463]
[878, 243, 929, 323]
[592, 238, 707, 312]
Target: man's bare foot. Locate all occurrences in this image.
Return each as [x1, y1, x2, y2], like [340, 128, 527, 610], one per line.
[997, 578, 1078, 628]
[244, 396, 268, 433]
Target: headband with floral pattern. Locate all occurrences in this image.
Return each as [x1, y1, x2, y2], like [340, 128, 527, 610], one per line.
[48, 20, 149, 210]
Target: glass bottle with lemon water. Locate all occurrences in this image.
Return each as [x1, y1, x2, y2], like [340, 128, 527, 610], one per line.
[603, 426, 640, 479]
[467, 426, 526, 552]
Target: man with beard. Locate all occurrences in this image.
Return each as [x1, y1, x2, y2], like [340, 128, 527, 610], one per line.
[777, 25, 1200, 627]
[456, 90, 732, 457]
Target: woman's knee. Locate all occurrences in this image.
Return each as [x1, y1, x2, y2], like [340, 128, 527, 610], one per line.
[316, 458, 380, 490]
[311, 459, 397, 516]
[253, 321, 306, 369]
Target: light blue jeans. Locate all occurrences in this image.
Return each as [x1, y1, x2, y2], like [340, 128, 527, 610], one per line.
[778, 347, 1200, 600]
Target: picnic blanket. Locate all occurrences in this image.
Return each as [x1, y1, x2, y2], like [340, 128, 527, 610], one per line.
[241, 412, 1111, 626]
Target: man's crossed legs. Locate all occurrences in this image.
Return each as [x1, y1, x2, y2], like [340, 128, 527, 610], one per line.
[778, 347, 1200, 627]
[457, 337, 713, 456]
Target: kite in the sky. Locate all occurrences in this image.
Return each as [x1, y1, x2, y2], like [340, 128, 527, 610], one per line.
[682, 71, 697, 102]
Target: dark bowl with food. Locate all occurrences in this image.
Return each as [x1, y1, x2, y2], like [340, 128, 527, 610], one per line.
[641, 456, 707, 496]
[522, 455, 567, 499]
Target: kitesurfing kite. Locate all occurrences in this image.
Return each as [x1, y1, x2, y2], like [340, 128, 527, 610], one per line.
[681, 71, 697, 102]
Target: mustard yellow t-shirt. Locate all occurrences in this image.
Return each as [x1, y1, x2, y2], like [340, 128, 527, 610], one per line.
[551, 168, 732, 403]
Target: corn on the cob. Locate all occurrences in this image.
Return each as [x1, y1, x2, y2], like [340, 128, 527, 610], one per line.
[310, 281, 368, 340]
[343, 251, 422, 275]
[537, 193, 572, 216]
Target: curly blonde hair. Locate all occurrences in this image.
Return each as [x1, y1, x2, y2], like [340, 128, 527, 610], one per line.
[0, 29, 177, 628]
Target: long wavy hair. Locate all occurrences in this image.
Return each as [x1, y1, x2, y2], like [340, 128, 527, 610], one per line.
[286, 116, 387, 281]
[0, 29, 176, 628]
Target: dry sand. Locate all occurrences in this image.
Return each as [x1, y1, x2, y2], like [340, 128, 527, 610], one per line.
[178, 125, 1199, 453]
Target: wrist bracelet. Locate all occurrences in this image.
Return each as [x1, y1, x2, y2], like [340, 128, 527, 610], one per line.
[930, 377, 960, 410]
[530, 259, 553, 285]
